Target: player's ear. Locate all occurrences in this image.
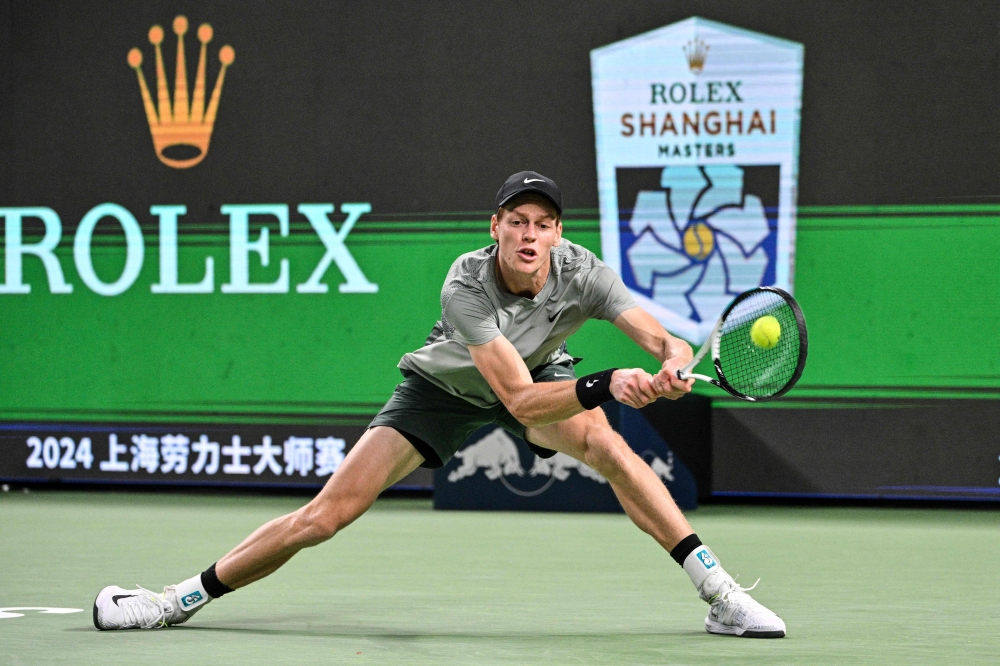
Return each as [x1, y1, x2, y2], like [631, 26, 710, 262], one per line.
[553, 218, 563, 246]
[490, 213, 500, 241]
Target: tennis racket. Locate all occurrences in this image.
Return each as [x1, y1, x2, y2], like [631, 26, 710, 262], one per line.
[676, 287, 808, 402]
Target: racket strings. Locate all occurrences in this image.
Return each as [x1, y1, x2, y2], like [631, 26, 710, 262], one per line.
[717, 291, 802, 399]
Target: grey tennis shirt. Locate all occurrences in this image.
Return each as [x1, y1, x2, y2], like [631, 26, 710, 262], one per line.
[398, 240, 636, 408]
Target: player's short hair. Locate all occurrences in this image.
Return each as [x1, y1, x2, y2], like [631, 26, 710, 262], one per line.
[496, 192, 561, 222]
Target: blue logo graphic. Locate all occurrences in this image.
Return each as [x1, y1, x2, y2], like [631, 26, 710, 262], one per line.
[181, 591, 204, 608]
[697, 549, 717, 570]
[617, 165, 778, 328]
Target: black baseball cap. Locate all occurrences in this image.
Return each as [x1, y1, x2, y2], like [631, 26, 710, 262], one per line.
[495, 171, 563, 216]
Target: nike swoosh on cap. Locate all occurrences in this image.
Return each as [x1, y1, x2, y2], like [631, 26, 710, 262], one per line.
[112, 595, 136, 607]
[524, 178, 544, 183]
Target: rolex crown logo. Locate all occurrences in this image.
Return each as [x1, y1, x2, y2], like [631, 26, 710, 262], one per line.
[127, 16, 234, 169]
[682, 38, 709, 74]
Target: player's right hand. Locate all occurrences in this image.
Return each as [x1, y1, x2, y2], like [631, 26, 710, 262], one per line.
[652, 356, 694, 400]
[609, 368, 660, 409]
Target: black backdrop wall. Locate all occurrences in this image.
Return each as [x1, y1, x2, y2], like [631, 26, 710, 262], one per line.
[2, 0, 998, 214]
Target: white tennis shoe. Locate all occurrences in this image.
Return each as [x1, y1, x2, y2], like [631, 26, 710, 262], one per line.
[93, 585, 193, 630]
[700, 569, 786, 638]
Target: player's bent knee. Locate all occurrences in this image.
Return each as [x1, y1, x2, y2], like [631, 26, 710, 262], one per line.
[581, 429, 632, 480]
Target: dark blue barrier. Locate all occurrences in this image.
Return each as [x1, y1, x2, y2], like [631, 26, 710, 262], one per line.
[433, 402, 702, 512]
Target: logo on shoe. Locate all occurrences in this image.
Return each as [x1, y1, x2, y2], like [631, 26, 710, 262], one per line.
[696, 549, 717, 570]
[181, 591, 204, 608]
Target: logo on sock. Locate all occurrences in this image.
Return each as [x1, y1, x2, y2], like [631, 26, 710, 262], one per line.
[696, 549, 717, 570]
[181, 590, 204, 608]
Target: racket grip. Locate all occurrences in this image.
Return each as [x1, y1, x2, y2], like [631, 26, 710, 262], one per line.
[676, 369, 687, 380]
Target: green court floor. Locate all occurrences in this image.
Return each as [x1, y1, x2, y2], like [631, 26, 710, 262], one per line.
[1, 491, 997, 664]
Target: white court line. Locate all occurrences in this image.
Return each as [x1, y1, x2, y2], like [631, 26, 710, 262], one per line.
[0, 607, 83, 619]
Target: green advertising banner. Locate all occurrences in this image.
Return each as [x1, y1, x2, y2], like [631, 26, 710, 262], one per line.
[3, 203, 1000, 422]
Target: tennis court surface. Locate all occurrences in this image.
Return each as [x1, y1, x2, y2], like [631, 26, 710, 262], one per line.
[2, 491, 997, 665]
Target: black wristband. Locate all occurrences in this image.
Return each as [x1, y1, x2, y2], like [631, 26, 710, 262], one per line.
[575, 369, 618, 410]
[670, 533, 703, 566]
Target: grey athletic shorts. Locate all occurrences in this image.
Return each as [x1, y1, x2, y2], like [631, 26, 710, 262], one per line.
[368, 359, 578, 468]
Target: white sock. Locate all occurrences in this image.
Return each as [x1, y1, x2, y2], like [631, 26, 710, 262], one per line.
[682, 545, 723, 592]
[172, 574, 213, 614]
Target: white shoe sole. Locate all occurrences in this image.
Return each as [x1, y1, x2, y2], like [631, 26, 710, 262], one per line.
[705, 616, 785, 638]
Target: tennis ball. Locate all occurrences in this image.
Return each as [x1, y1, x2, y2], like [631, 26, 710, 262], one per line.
[750, 315, 781, 349]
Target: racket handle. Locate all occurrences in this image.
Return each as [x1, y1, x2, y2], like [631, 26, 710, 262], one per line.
[678, 370, 716, 384]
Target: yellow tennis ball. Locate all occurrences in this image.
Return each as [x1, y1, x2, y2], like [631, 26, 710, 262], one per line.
[750, 315, 781, 349]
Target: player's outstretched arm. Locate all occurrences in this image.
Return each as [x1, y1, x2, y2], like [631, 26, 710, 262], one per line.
[613, 306, 694, 400]
[468, 335, 659, 427]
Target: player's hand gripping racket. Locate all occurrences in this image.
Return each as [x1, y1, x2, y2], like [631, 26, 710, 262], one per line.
[676, 287, 808, 402]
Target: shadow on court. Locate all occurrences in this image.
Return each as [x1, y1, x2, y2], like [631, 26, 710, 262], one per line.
[67, 622, 708, 641]
[172, 626, 705, 640]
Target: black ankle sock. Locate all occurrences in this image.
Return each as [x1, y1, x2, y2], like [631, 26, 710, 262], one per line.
[670, 533, 703, 566]
[201, 563, 234, 598]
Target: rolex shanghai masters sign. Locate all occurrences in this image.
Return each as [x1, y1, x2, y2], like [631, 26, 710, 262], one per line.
[591, 17, 804, 343]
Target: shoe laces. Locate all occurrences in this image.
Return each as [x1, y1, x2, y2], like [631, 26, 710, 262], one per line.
[120, 586, 170, 628]
[731, 574, 759, 594]
[715, 575, 768, 616]
[709, 574, 759, 603]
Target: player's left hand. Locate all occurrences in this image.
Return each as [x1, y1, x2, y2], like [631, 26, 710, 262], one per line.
[609, 368, 660, 409]
[653, 355, 694, 400]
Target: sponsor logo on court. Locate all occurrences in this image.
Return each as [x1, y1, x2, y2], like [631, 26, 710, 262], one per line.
[447, 428, 676, 498]
[128, 15, 234, 169]
[642, 450, 675, 483]
[447, 428, 606, 497]
[592, 17, 804, 343]
[181, 591, 204, 608]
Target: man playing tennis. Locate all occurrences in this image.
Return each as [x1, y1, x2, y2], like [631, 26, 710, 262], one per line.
[94, 171, 786, 638]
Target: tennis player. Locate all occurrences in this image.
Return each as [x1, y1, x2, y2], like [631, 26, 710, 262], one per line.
[94, 171, 786, 638]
